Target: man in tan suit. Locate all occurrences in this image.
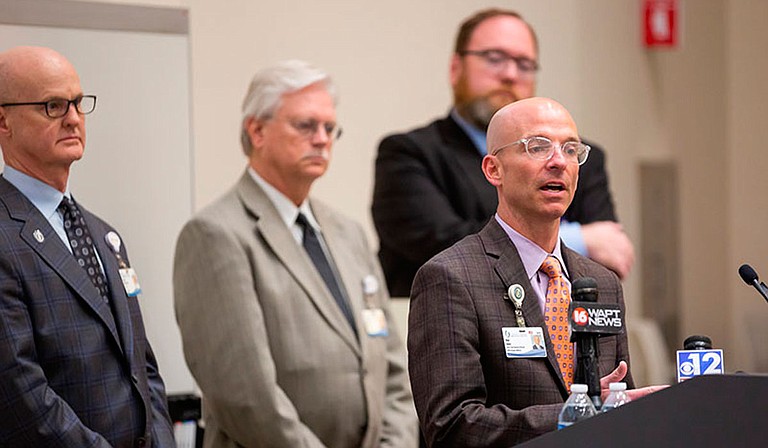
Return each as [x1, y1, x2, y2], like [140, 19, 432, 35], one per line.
[173, 60, 418, 448]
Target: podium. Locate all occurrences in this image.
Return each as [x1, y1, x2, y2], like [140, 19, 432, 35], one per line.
[518, 374, 768, 447]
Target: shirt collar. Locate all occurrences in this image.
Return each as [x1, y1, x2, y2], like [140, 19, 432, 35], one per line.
[247, 167, 319, 230]
[2, 166, 69, 219]
[450, 108, 487, 156]
[494, 214, 569, 281]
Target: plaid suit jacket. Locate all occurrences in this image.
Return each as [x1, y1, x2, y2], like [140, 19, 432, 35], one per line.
[408, 219, 634, 447]
[0, 176, 174, 447]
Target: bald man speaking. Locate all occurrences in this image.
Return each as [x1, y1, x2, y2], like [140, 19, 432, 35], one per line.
[407, 98, 661, 447]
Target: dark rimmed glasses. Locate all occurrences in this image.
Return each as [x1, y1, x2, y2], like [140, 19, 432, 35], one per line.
[459, 49, 539, 78]
[0, 95, 97, 119]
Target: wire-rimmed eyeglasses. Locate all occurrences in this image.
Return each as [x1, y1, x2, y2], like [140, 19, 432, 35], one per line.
[288, 118, 342, 141]
[0, 95, 97, 119]
[459, 49, 539, 78]
[491, 136, 590, 165]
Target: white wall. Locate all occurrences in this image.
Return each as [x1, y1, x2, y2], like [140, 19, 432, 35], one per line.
[7, 0, 768, 390]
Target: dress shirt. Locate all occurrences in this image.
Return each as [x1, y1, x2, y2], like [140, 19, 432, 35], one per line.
[494, 214, 571, 314]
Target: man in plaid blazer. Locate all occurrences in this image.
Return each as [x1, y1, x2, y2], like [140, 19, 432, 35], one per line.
[0, 46, 174, 447]
[407, 98, 662, 447]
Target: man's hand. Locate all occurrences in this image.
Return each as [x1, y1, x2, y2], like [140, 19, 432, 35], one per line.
[600, 361, 668, 402]
[582, 221, 635, 279]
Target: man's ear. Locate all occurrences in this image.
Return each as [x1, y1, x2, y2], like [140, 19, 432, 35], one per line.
[244, 116, 265, 149]
[0, 108, 11, 137]
[449, 53, 463, 88]
[482, 155, 502, 187]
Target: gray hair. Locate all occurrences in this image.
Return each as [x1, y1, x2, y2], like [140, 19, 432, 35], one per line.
[240, 60, 337, 155]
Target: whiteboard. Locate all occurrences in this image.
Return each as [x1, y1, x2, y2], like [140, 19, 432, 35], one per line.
[0, 23, 195, 393]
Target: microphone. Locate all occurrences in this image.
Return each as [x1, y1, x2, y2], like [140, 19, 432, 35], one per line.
[569, 277, 604, 410]
[738, 264, 768, 304]
[676, 335, 725, 382]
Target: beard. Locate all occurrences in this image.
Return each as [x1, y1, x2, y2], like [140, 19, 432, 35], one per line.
[453, 75, 528, 130]
[455, 97, 498, 131]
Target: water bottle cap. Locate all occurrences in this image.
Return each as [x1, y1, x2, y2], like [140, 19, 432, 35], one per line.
[570, 384, 588, 393]
[609, 382, 627, 391]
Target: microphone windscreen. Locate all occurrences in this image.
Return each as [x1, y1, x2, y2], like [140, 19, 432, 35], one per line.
[683, 335, 712, 350]
[738, 264, 758, 284]
[572, 277, 598, 302]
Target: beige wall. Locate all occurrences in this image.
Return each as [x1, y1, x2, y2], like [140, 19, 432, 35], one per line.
[81, 0, 768, 375]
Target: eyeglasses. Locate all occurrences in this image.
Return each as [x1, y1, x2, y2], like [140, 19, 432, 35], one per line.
[492, 136, 590, 165]
[288, 118, 342, 141]
[459, 49, 539, 78]
[0, 95, 97, 119]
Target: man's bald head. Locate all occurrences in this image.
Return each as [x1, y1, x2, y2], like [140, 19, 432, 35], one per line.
[486, 97, 578, 155]
[0, 46, 86, 192]
[0, 46, 79, 103]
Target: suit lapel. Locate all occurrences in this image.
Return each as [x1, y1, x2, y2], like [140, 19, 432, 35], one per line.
[236, 173, 360, 353]
[0, 180, 122, 350]
[480, 220, 569, 395]
[84, 209, 134, 361]
[311, 201, 366, 341]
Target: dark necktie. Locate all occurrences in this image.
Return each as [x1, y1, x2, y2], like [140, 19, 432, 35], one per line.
[296, 213, 356, 331]
[58, 197, 111, 304]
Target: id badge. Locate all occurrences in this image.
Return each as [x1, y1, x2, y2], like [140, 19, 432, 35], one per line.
[361, 308, 389, 337]
[119, 267, 142, 297]
[502, 327, 547, 358]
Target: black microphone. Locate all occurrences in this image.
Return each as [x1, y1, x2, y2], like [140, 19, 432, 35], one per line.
[738, 264, 768, 304]
[570, 277, 602, 410]
[676, 335, 725, 381]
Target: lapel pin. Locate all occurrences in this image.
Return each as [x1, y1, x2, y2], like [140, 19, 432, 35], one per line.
[33, 229, 45, 243]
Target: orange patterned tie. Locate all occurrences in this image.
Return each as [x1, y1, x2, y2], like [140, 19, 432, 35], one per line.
[541, 255, 574, 389]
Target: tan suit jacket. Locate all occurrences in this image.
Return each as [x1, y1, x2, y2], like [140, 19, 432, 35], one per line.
[174, 172, 417, 448]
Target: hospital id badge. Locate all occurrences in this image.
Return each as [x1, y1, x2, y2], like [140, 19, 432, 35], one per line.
[502, 327, 547, 358]
[361, 308, 389, 337]
[119, 267, 142, 297]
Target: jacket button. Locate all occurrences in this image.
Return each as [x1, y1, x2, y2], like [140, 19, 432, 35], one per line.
[136, 437, 146, 447]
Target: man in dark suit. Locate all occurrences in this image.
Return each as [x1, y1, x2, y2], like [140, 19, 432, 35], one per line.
[408, 97, 662, 447]
[372, 8, 634, 297]
[0, 46, 174, 447]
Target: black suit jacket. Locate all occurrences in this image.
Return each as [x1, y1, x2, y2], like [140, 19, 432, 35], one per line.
[372, 114, 616, 296]
[407, 219, 633, 447]
[0, 176, 174, 447]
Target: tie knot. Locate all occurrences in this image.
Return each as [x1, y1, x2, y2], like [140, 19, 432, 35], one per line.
[295, 212, 310, 229]
[540, 255, 563, 279]
[57, 196, 78, 217]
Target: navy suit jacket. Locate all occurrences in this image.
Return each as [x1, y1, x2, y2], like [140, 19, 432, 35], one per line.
[408, 219, 634, 447]
[372, 114, 616, 296]
[0, 176, 174, 447]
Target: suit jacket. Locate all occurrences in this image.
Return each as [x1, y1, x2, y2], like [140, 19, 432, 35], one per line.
[173, 172, 418, 448]
[407, 219, 634, 447]
[372, 113, 616, 297]
[0, 176, 175, 447]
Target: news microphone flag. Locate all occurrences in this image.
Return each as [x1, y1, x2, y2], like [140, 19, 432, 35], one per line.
[676, 349, 724, 382]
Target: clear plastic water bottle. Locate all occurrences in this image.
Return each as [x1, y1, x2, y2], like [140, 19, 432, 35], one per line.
[601, 382, 630, 412]
[557, 383, 597, 429]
